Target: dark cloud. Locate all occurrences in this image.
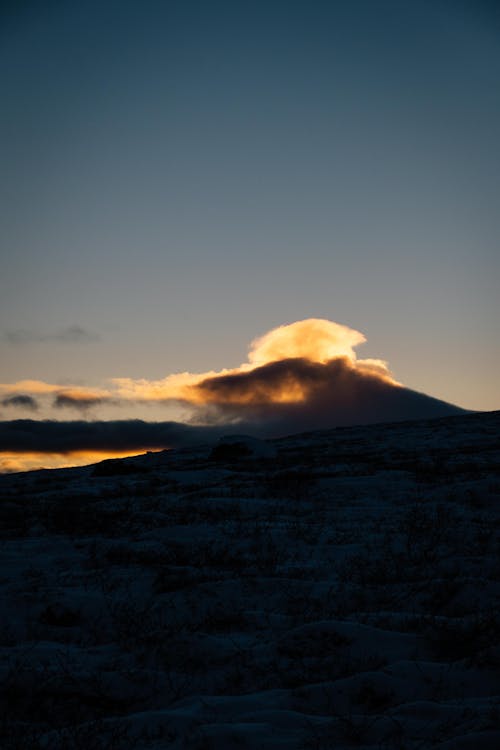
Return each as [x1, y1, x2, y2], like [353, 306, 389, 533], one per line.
[1, 394, 39, 411]
[195, 357, 467, 434]
[4, 326, 99, 345]
[51, 325, 100, 343]
[0, 360, 467, 457]
[4, 331, 40, 345]
[0, 420, 234, 453]
[197, 356, 352, 406]
[0, 361, 467, 457]
[53, 394, 111, 411]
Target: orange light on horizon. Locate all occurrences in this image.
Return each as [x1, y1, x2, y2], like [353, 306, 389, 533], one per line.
[0, 448, 165, 474]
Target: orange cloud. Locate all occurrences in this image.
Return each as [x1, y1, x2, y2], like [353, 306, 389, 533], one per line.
[248, 318, 366, 365]
[0, 320, 398, 419]
[111, 319, 398, 407]
[0, 319, 467, 474]
[0, 381, 112, 398]
[0, 380, 66, 395]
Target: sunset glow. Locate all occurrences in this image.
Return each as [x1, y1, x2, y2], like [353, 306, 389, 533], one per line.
[0, 449, 164, 474]
[0, 318, 461, 472]
[248, 319, 366, 365]
[0, 6, 497, 747]
[0, 320, 397, 413]
[104, 320, 397, 407]
[1, 0, 497, 476]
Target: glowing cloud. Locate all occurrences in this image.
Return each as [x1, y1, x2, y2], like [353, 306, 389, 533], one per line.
[111, 319, 397, 407]
[0, 380, 68, 395]
[0, 381, 112, 398]
[0, 319, 464, 469]
[0, 318, 399, 420]
[0, 318, 466, 472]
[248, 319, 366, 365]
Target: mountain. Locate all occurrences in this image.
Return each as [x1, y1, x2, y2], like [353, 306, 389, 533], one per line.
[0, 410, 499, 749]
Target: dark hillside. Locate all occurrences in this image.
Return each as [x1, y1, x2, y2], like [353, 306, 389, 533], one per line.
[0, 411, 499, 748]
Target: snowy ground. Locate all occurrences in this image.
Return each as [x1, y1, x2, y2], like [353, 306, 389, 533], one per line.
[1, 411, 499, 749]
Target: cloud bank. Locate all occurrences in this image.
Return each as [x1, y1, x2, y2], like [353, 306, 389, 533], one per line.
[0, 319, 466, 469]
[0, 382, 113, 413]
[111, 319, 398, 408]
[0, 419, 229, 453]
[192, 356, 461, 434]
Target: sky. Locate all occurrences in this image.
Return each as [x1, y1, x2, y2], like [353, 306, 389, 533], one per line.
[0, 0, 499, 469]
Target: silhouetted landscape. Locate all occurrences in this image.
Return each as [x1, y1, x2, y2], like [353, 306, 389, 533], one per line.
[1, 410, 499, 748]
[3, 0, 499, 745]
[0, 317, 468, 473]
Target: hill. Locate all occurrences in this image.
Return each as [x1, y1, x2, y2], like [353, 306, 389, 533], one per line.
[0, 411, 499, 748]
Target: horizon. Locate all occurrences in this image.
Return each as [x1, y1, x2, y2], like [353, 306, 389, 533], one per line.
[1, 0, 499, 470]
[2, 406, 497, 476]
[0, 316, 472, 471]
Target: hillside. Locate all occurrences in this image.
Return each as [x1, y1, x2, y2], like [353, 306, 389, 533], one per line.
[0, 411, 499, 749]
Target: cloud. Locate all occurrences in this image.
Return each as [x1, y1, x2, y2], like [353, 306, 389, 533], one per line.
[192, 356, 465, 433]
[53, 389, 114, 412]
[0, 319, 465, 437]
[0, 380, 68, 396]
[0, 381, 113, 405]
[52, 325, 100, 343]
[0, 419, 231, 453]
[1, 394, 39, 411]
[1, 320, 393, 411]
[111, 319, 397, 405]
[248, 319, 367, 365]
[196, 356, 362, 407]
[110, 318, 463, 431]
[3, 325, 99, 345]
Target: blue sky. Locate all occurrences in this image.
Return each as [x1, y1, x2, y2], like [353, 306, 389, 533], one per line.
[1, 0, 499, 416]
